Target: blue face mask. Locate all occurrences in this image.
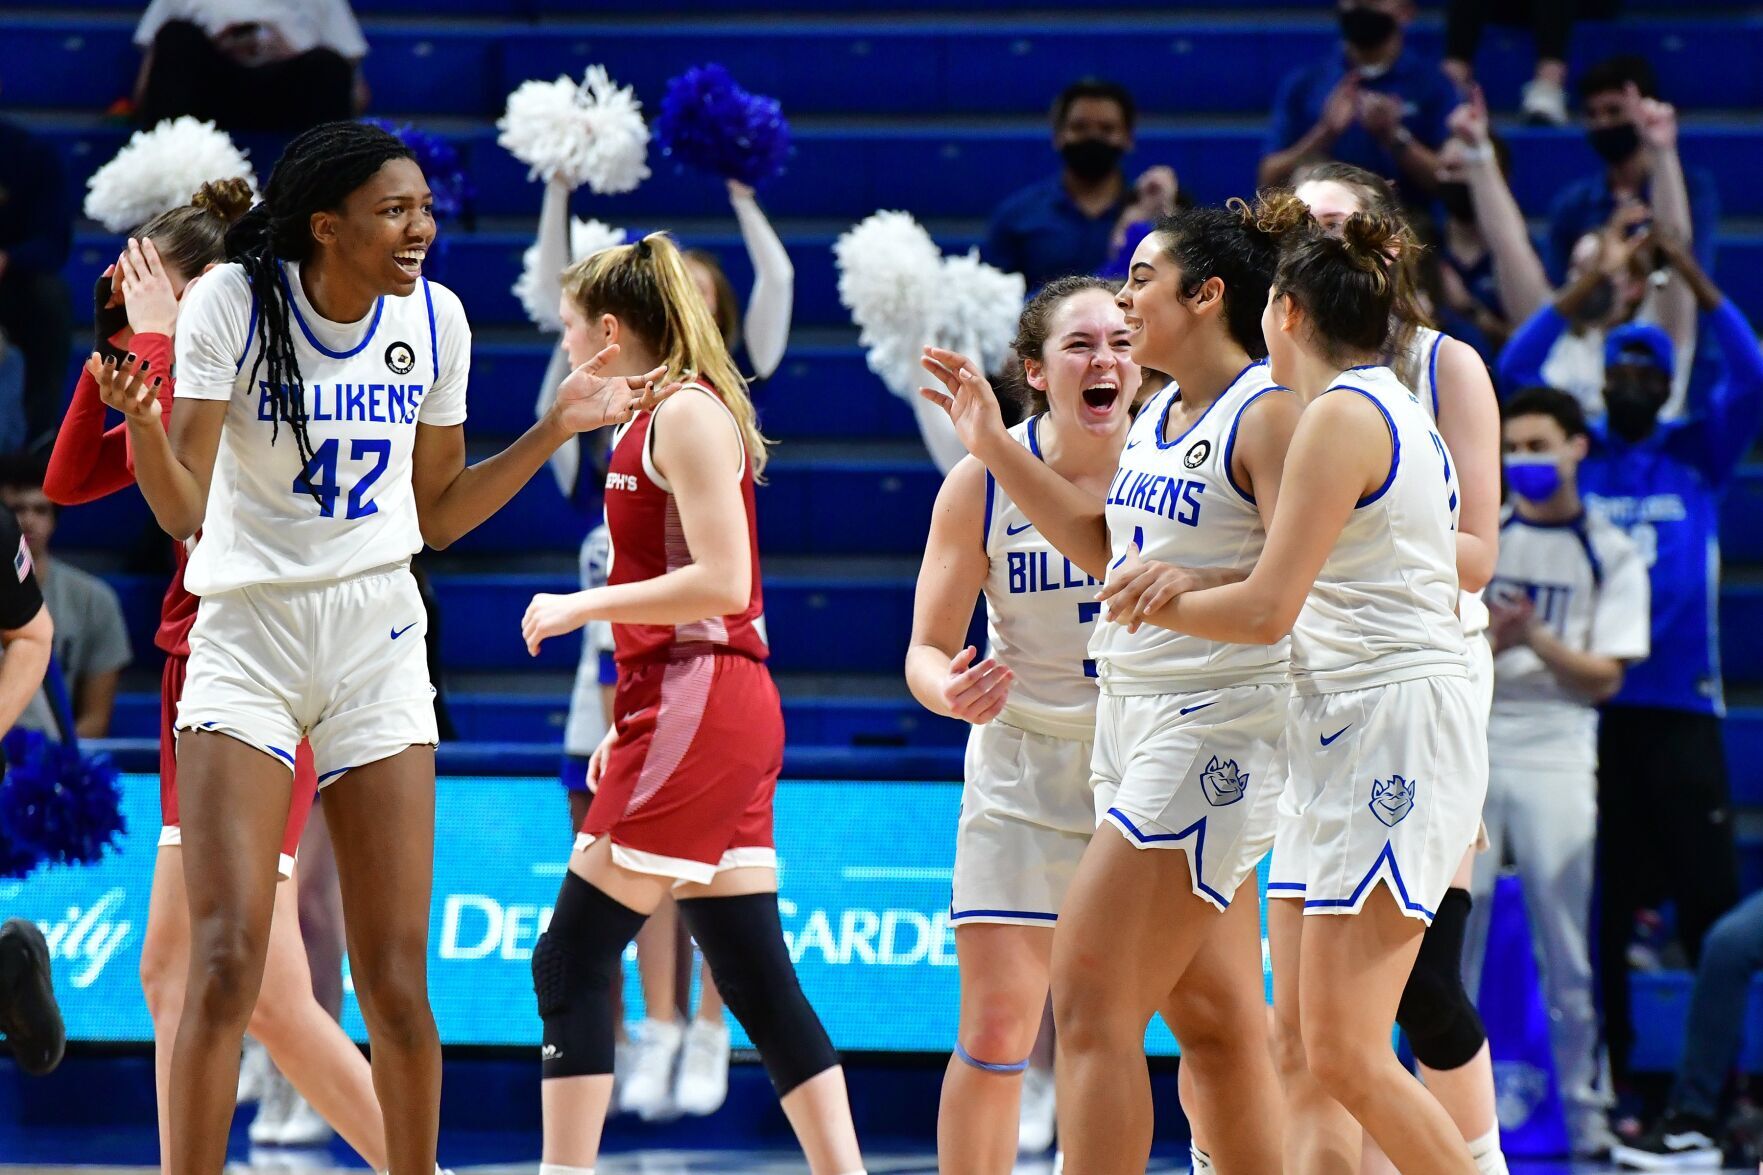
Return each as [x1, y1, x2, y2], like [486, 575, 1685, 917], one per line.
[1504, 456, 1562, 503]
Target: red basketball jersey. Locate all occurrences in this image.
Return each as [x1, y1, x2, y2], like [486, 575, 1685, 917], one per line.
[603, 385, 769, 667]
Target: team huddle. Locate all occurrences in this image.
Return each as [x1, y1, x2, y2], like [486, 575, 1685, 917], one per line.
[51, 110, 1634, 1175]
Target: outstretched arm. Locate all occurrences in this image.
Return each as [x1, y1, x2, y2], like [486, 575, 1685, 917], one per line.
[919, 346, 1113, 578]
[730, 181, 793, 380]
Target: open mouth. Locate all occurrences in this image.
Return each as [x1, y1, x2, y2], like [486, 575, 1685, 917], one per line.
[394, 248, 426, 278]
[1082, 382, 1120, 411]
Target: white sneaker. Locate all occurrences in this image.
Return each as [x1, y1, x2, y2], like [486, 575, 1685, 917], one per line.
[1522, 77, 1569, 126]
[618, 1018, 684, 1121]
[248, 1068, 292, 1146]
[674, 1018, 731, 1116]
[276, 1087, 334, 1148]
[1018, 1064, 1056, 1154]
[237, 1037, 269, 1104]
[1052, 1149, 1065, 1174]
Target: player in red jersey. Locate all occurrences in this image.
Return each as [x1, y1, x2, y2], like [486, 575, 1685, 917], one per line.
[520, 233, 864, 1175]
[46, 181, 391, 1171]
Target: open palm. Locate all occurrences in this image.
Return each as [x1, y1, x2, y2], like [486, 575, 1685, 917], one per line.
[919, 345, 1008, 457]
[554, 344, 678, 433]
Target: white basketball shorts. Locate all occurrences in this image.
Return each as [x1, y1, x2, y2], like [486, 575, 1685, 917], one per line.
[177, 563, 439, 787]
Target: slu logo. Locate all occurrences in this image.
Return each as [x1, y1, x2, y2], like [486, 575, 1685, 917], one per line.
[1369, 775, 1416, 827]
[1199, 756, 1247, 808]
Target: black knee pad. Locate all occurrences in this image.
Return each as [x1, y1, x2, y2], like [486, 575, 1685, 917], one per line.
[1396, 887, 1487, 1071]
[678, 892, 840, 1097]
[532, 872, 647, 1079]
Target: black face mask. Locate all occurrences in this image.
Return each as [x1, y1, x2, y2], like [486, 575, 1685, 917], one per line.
[1437, 182, 1476, 224]
[1572, 279, 1617, 326]
[1339, 6, 1399, 50]
[1587, 122, 1642, 166]
[1061, 139, 1125, 182]
[1604, 380, 1666, 443]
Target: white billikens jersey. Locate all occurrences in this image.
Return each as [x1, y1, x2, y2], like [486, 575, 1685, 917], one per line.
[175, 261, 470, 595]
[1488, 510, 1650, 767]
[1401, 324, 1490, 638]
[980, 415, 1101, 740]
[1290, 365, 1466, 693]
[1093, 361, 1292, 694]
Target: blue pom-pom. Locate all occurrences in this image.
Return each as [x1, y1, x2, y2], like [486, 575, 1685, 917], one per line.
[364, 119, 474, 220]
[654, 64, 791, 188]
[0, 728, 125, 877]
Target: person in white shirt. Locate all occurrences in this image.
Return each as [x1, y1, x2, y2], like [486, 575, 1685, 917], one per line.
[1464, 385, 1650, 1156]
[133, 0, 370, 132]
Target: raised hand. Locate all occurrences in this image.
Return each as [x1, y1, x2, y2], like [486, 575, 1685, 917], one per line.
[940, 645, 1013, 725]
[551, 344, 679, 434]
[919, 345, 1011, 460]
[521, 591, 591, 655]
[116, 238, 180, 337]
[1321, 73, 1361, 137]
[86, 352, 162, 424]
[1447, 85, 1490, 147]
[1625, 82, 1678, 153]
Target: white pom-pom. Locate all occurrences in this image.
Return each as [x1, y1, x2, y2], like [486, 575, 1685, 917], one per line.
[835, 212, 1026, 399]
[934, 250, 1027, 374]
[83, 117, 256, 233]
[834, 211, 945, 397]
[514, 218, 627, 331]
[497, 66, 651, 195]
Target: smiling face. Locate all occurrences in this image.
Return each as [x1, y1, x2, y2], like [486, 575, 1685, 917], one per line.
[310, 157, 435, 301]
[1116, 230, 1212, 374]
[1023, 288, 1140, 439]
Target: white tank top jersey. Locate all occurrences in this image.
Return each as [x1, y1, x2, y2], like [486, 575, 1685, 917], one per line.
[1289, 364, 1467, 693]
[1487, 509, 1650, 766]
[980, 415, 1102, 740]
[1400, 323, 1490, 637]
[174, 260, 470, 596]
[1093, 360, 1292, 695]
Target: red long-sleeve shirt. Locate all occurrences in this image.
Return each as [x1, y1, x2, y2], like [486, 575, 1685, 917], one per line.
[44, 331, 198, 657]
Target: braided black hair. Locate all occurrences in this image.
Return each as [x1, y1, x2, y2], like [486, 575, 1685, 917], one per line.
[224, 121, 415, 501]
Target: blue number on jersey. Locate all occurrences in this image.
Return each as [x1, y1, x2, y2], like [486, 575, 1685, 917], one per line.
[293, 438, 392, 520]
[1077, 601, 1100, 678]
[1427, 431, 1459, 522]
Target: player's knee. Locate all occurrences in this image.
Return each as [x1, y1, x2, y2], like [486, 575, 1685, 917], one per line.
[138, 932, 183, 1020]
[1396, 890, 1486, 1071]
[957, 998, 1039, 1067]
[1300, 1029, 1382, 1111]
[350, 943, 436, 1051]
[533, 872, 646, 1079]
[679, 893, 839, 1096]
[1270, 1012, 1311, 1086]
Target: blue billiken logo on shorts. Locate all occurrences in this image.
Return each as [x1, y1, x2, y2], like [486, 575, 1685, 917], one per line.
[1369, 775, 1416, 827]
[1199, 756, 1247, 808]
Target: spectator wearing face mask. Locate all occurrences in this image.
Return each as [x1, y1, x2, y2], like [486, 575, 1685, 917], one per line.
[982, 79, 1140, 291]
[1497, 205, 1697, 417]
[1258, 0, 1459, 204]
[1568, 239, 1763, 1097]
[1545, 56, 1718, 286]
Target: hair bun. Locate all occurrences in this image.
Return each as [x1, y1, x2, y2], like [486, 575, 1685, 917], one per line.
[1337, 211, 1405, 277]
[1239, 189, 1314, 240]
[192, 177, 254, 224]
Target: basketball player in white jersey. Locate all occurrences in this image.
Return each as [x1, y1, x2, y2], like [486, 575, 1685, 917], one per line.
[1466, 387, 1648, 1153]
[921, 202, 1304, 1172]
[907, 276, 1138, 1173]
[1291, 164, 1509, 1175]
[1102, 197, 1485, 1173]
[98, 122, 668, 1175]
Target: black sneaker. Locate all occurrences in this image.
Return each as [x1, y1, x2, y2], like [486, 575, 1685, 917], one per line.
[0, 918, 65, 1075]
[1611, 1111, 1724, 1169]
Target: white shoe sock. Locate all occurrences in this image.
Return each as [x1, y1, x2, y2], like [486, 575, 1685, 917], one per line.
[1467, 1124, 1509, 1175]
[1189, 1142, 1215, 1172]
[538, 1165, 596, 1175]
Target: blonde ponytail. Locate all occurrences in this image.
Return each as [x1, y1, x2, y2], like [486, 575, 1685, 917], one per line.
[562, 231, 771, 477]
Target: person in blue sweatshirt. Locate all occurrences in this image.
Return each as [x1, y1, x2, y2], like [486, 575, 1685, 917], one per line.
[1540, 232, 1763, 1096]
